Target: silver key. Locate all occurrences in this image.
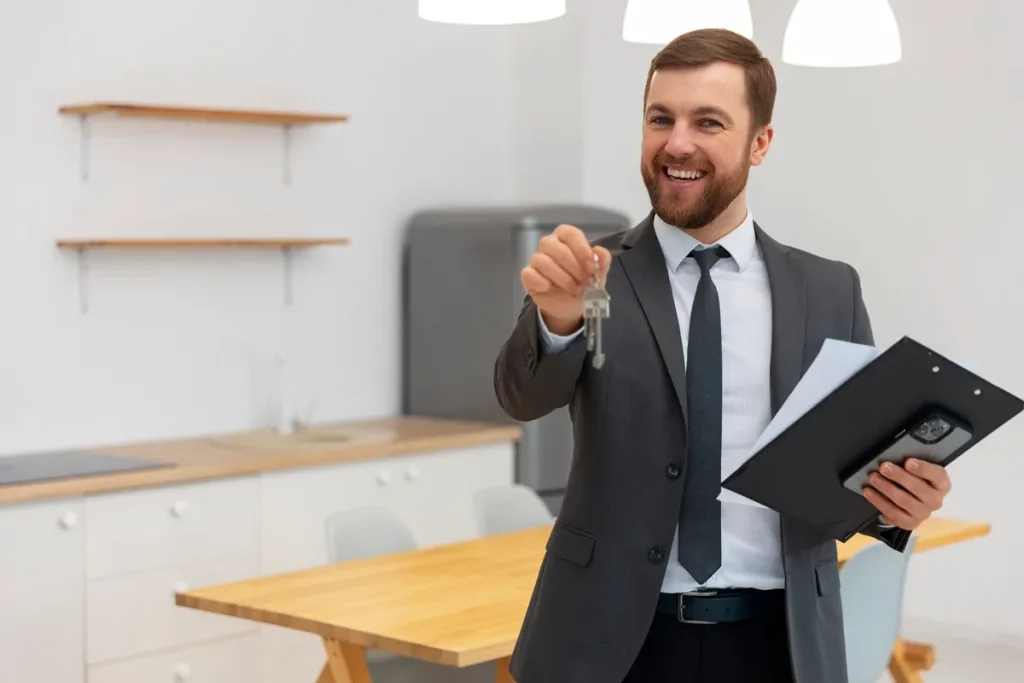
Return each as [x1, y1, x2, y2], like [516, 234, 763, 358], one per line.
[582, 257, 610, 369]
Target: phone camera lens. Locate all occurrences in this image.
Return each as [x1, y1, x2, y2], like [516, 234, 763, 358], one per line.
[914, 418, 951, 443]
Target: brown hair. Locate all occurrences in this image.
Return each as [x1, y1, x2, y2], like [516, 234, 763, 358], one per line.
[643, 28, 777, 133]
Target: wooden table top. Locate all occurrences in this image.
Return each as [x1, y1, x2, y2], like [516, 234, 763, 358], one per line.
[0, 416, 521, 506]
[175, 516, 991, 668]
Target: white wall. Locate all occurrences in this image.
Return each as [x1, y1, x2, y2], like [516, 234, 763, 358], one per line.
[576, 0, 1024, 642]
[0, 0, 533, 452]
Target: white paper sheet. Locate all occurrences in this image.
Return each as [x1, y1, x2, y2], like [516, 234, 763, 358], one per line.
[718, 339, 977, 509]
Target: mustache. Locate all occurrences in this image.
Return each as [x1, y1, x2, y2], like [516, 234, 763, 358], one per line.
[653, 153, 712, 172]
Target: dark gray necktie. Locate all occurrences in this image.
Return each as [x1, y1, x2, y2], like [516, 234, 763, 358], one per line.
[678, 245, 728, 585]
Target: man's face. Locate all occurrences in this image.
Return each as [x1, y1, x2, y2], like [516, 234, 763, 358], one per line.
[641, 62, 770, 232]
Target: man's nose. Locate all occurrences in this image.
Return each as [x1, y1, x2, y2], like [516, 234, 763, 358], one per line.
[664, 125, 698, 157]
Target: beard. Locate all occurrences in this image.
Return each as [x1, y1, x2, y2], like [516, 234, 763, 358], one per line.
[641, 151, 750, 232]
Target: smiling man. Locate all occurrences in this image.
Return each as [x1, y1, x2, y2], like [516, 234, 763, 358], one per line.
[493, 29, 952, 683]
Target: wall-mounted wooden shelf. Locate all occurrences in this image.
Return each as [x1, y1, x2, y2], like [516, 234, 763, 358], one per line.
[58, 102, 350, 126]
[56, 236, 350, 312]
[56, 237, 351, 248]
[58, 101, 350, 182]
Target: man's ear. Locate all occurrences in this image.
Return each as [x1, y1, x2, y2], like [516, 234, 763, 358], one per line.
[749, 124, 774, 167]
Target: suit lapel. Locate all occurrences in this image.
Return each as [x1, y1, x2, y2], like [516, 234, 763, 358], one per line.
[756, 224, 811, 563]
[755, 223, 808, 416]
[619, 213, 689, 424]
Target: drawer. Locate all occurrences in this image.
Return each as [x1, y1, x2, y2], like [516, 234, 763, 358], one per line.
[87, 554, 259, 663]
[389, 442, 515, 546]
[260, 442, 515, 577]
[260, 457, 399, 574]
[88, 633, 260, 683]
[86, 475, 259, 578]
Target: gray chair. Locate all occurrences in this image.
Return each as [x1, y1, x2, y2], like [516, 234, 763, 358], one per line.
[323, 507, 418, 666]
[324, 506, 418, 564]
[840, 536, 919, 683]
[473, 484, 554, 536]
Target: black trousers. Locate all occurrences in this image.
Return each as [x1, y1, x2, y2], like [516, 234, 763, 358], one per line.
[621, 609, 795, 683]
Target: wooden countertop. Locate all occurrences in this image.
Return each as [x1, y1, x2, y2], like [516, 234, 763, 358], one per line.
[176, 516, 992, 669]
[0, 417, 521, 506]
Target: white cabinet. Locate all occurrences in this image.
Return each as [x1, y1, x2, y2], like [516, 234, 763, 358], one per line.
[0, 497, 86, 683]
[84, 475, 261, 667]
[85, 475, 260, 579]
[86, 554, 260, 663]
[258, 441, 515, 683]
[259, 442, 514, 574]
[387, 443, 516, 547]
[0, 437, 516, 683]
[88, 633, 261, 683]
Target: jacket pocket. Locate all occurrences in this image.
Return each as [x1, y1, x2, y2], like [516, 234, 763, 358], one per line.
[814, 557, 841, 597]
[546, 522, 596, 567]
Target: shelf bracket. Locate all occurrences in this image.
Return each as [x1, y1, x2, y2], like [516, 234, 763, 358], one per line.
[282, 246, 294, 306]
[282, 124, 292, 185]
[79, 115, 91, 181]
[75, 247, 90, 313]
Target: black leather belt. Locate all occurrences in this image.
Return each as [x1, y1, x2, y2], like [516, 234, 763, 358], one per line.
[656, 588, 785, 624]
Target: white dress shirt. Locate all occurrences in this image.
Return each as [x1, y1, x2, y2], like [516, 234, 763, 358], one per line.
[537, 210, 785, 592]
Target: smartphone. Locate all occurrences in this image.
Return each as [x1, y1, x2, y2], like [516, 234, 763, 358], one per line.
[842, 407, 973, 495]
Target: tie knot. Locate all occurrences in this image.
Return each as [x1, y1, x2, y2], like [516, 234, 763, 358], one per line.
[690, 245, 729, 273]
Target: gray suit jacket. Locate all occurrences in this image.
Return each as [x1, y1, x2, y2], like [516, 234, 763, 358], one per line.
[493, 213, 911, 683]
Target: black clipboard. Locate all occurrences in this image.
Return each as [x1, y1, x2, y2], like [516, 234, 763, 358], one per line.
[721, 336, 1024, 542]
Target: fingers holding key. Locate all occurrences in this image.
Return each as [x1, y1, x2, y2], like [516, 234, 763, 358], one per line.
[553, 224, 596, 278]
[538, 232, 588, 289]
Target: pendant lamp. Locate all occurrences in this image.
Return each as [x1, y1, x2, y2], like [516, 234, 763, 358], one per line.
[622, 0, 754, 44]
[783, 0, 901, 67]
[418, 0, 566, 25]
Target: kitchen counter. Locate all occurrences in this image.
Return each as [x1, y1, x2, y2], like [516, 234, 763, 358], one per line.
[0, 416, 521, 506]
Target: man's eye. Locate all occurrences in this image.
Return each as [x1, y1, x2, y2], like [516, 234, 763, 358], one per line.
[700, 119, 723, 128]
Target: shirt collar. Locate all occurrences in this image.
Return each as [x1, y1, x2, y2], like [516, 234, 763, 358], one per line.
[652, 209, 757, 273]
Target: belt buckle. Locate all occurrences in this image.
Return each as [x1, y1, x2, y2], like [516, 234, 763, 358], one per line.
[677, 590, 717, 625]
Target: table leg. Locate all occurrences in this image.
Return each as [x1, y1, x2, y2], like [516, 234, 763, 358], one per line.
[319, 638, 373, 683]
[888, 639, 926, 683]
[495, 655, 515, 683]
[903, 640, 936, 671]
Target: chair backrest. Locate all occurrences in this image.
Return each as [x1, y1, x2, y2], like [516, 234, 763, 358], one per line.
[474, 484, 554, 536]
[840, 536, 918, 683]
[324, 506, 418, 564]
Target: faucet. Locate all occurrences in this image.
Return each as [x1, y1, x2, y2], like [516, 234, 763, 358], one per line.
[276, 354, 294, 435]
[275, 354, 317, 435]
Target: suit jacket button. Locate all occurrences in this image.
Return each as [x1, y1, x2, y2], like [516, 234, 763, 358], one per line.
[648, 546, 664, 563]
[665, 463, 681, 479]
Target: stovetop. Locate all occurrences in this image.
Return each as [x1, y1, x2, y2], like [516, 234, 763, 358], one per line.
[0, 450, 173, 486]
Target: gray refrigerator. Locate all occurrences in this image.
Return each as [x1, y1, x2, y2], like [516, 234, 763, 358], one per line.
[402, 204, 632, 514]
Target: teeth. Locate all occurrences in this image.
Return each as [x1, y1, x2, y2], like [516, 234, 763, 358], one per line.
[666, 168, 706, 180]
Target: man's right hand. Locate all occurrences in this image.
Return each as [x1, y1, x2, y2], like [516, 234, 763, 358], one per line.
[520, 224, 612, 336]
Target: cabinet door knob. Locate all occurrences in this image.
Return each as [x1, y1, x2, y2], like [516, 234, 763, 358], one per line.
[376, 470, 392, 486]
[404, 466, 420, 481]
[170, 500, 188, 517]
[58, 511, 78, 529]
[173, 662, 191, 681]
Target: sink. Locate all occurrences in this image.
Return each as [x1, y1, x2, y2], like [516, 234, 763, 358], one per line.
[206, 425, 395, 452]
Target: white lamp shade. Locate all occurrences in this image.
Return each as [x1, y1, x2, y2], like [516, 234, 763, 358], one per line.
[783, 0, 901, 67]
[622, 0, 753, 44]
[418, 0, 565, 25]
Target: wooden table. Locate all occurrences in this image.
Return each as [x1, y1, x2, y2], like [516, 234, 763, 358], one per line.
[176, 516, 990, 683]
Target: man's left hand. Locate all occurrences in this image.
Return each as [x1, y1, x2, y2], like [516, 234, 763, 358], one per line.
[863, 458, 952, 530]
